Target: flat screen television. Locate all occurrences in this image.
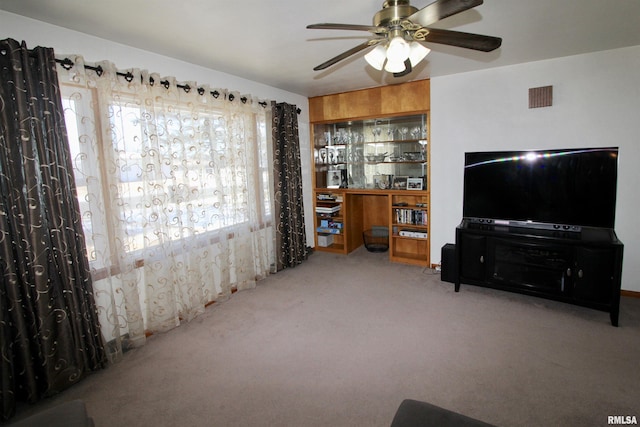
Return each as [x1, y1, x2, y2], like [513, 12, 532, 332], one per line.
[463, 147, 618, 230]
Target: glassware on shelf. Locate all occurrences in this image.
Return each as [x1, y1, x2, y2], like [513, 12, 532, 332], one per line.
[371, 127, 382, 142]
[319, 148, 327, 164]
[387, 126, 395, 141]
[313, 113, 427, 190]
[411, 126, 421, 139]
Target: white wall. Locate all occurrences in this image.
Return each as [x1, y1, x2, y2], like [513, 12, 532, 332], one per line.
[0, 10, 315, 245]
[431, 45, 640, 292]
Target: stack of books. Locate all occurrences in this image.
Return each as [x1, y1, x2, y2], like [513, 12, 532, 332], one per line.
[395, 209, 428, 225]
[315, 205, 341, 216]
[316, 219, 343, 234]
[317, 193, 336, 201]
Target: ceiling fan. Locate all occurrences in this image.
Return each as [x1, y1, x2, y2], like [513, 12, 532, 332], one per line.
[307, 0, 502, 77]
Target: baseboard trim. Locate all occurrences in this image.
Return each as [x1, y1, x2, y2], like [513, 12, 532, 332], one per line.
[621, 290, 640, 298]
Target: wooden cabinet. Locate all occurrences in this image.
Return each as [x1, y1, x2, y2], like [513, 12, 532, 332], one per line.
[454, 220, 624, 326]
[309, 80, 431, 266]
[390, 192, 429, 266]
[458, 233, 487, 281]
[572, 246, 620, 305]
[309, 79, 430, 122]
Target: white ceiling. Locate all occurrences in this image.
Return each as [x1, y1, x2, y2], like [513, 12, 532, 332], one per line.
[2, 0, 640, 97]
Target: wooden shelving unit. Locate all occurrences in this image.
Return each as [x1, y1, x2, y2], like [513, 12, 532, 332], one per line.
[309, 79, 431, 267]
[315, 192, 346, 254]
[390, 192, 429, 266]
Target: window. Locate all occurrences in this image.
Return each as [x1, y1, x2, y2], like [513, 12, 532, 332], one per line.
[61, 82, 271, 269]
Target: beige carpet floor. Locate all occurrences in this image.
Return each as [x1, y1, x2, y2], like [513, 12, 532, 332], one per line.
[12, 247, 640, 426]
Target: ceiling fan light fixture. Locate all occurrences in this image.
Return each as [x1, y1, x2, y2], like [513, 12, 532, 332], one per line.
[408, 42, 430, 67]
[364, 44, 387, 70]
[386, 36, 410, 63]
[308, 0, 502, 73]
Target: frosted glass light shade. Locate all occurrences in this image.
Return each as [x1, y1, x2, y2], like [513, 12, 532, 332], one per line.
[408, 42, 430, 66]
[384, 59, 406, 73]
[386, 36, 410, 63]
[364, 44, 387, 70]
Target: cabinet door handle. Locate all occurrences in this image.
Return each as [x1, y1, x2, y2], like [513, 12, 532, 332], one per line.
[578, 269, 584, 279]
[480, 255, 484, 264]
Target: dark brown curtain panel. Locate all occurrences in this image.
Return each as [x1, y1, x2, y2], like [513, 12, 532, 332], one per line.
[0, 39, 106, 421]
[271, 102, 308, 270]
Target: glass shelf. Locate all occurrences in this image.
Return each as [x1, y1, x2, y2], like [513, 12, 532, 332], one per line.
[313, 114, 428, 190]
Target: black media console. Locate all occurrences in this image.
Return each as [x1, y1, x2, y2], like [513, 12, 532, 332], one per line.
[454, 219, 624, 326]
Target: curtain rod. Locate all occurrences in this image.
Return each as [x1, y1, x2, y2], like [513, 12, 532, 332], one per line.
[55, 57, 283, 110]
[56, 57, 301, 114]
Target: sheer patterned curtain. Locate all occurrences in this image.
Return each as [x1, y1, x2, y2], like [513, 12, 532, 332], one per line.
[271, 102, 308, 270]
[56, 56, 274, 359]
[0, 40, 106, 421]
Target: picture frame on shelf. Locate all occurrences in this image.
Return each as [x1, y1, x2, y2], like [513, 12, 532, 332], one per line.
[327, 168, 348, 189]
[374, 174, 392, 190]
[407, 177, 424, 190]
[392, 176, 408, 190]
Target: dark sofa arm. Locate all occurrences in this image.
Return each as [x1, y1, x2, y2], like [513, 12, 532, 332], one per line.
[391, 399, 496, 427]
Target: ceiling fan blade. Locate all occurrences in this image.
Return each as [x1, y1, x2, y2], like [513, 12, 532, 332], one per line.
[421, 28, 501, 52]
[312, 41, 375, 71]
[408, 0, 483, 27]
[307, 23, 384, 33]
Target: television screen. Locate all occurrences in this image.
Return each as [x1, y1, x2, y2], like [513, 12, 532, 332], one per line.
[463, 147, 618, 229]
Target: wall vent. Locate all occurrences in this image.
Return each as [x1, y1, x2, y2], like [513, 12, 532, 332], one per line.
[529, 85, 553, 108]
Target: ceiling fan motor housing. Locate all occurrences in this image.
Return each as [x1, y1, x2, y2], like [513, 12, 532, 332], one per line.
[375, 0, 418, 27]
